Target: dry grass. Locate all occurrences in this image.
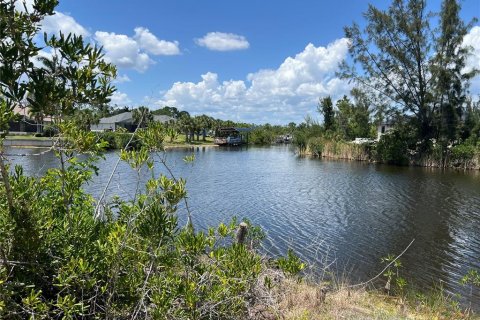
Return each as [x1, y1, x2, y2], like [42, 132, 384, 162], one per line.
[248, 270, 478, 320]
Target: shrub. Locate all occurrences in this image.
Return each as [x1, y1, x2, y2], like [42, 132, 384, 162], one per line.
[451, 143, 477, 162]
[307, 137, 323, 156]
[249, 127, 275, 145]
[376, 130, 409, 165]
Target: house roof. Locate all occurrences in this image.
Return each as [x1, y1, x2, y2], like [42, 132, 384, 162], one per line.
[99, 112, 133, 124]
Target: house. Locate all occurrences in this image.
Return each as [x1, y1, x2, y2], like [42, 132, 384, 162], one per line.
[9, 105, 54, 134]
[91, 112, 176, 132]
[377, 122, 394, 141]
[90, 112, 136, 132]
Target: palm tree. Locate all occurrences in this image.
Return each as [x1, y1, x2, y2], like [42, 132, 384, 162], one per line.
[197, 114, 214, 141]
[178, 114, 194, 143]
[132, 106, 153, 128]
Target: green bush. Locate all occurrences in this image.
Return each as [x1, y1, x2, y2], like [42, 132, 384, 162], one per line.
[249, 127, 275, 145]
[376, 130, 410, 165]
[293, 130, 308, 153]
[451, 143, 477, 162]
[96, 132, 143, 150]
[307, 137, 323, 156]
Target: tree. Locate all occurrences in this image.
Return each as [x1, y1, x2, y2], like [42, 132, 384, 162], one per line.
[72, 108, 100, 131]
[431, 0, 476, 145]
[350, 88, 373, 138]
[342, 0, 476, 152]
[197, 114, 214, 141]
[178, 113, 193, 142]
[0, 0, 116, 297]
[335, 95, 354, 139]
[132, 106, 153, 128]
[318, 96, 335, 132]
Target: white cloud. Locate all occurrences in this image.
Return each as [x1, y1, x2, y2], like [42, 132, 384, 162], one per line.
[41, 11, 89, 37]
[15, 2, 88, 37]
[110, 91, 132, 106]
[133, 27, 180, 55]
[95, 29, 180, 72]
[196, 32, 249, 51]
[14, 0, 34, 12]
[156, 38, 351, 123]
[94, 31, 153, 73]
[463, 26, 480, 73]
[114, 74, 131, 83]
[463, 26, 480, 98]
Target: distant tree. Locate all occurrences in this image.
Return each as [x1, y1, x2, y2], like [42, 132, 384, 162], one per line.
[109, 106, 130, 116]
[431, 0, 476, 145]
[152, 106, 188, 119]
[132, 106, 153, 128]
[318, 96, 335, 131]
[350, 88, 372, 138]
[335, 96, 353, 139]
[178, 114, 193, 142]
[72, 108, 100, 131]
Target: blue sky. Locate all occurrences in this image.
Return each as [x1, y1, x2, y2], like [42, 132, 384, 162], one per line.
[34, 0, 480, 123]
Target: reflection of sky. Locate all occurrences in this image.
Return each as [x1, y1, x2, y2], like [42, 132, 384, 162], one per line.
[7, 145, 480, 310]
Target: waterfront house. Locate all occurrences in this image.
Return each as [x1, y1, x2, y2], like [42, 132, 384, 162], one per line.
[90, 112, 136, 132]
[91, 112, 176, 132]
[9, 105, 54, 134]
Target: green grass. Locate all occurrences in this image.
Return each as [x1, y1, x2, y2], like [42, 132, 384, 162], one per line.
[5, 135, 52, 141]
[164, 135, 216, 147]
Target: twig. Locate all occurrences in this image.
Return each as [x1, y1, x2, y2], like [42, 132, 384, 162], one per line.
[94, 119, 144, 219]
[345, 238, 415, 288]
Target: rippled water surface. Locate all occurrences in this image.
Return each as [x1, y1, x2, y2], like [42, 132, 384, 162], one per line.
[7, 145, 480, 308]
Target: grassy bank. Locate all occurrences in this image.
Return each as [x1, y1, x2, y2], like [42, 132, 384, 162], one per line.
[296, 134, 480, 171]
[255, 277, 476, 320]
[299, 137, 372, 162]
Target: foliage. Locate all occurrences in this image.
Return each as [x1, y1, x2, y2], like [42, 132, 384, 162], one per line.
[249, 127, 276, 145]
[307, 137, 323, 156]
[96, 131, 143, 150]
[152, 106, 189, 119]
[376, 129, 411, 166]
[0, 121, 271, 319]
[381, 255, 407, 296]
[132, 106, 153, 128]
[277, 249, 305, 276]
[460, 269, 480, 287]
[318, 96, 335, 132]
[342, 0, 478, 153]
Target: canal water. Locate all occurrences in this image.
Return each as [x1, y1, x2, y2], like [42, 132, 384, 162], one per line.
[6, 145, 480, 308]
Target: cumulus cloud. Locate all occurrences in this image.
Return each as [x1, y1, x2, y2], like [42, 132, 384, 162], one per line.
[133, 27, 180, 55]
[114, 74, 131, 83]
[195, 32, 249, 51]
[463, 26, 480, 73]
[463, 26, 480, 97]
[15, 2, 89, 37]
[14, 0, 34, 12]
[94, 31, 153, 73]
[110, 91, 132, 106]
[95, 29, 180, 73]
[156, 38, 351, 123]
[42, 11, 90, 37]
